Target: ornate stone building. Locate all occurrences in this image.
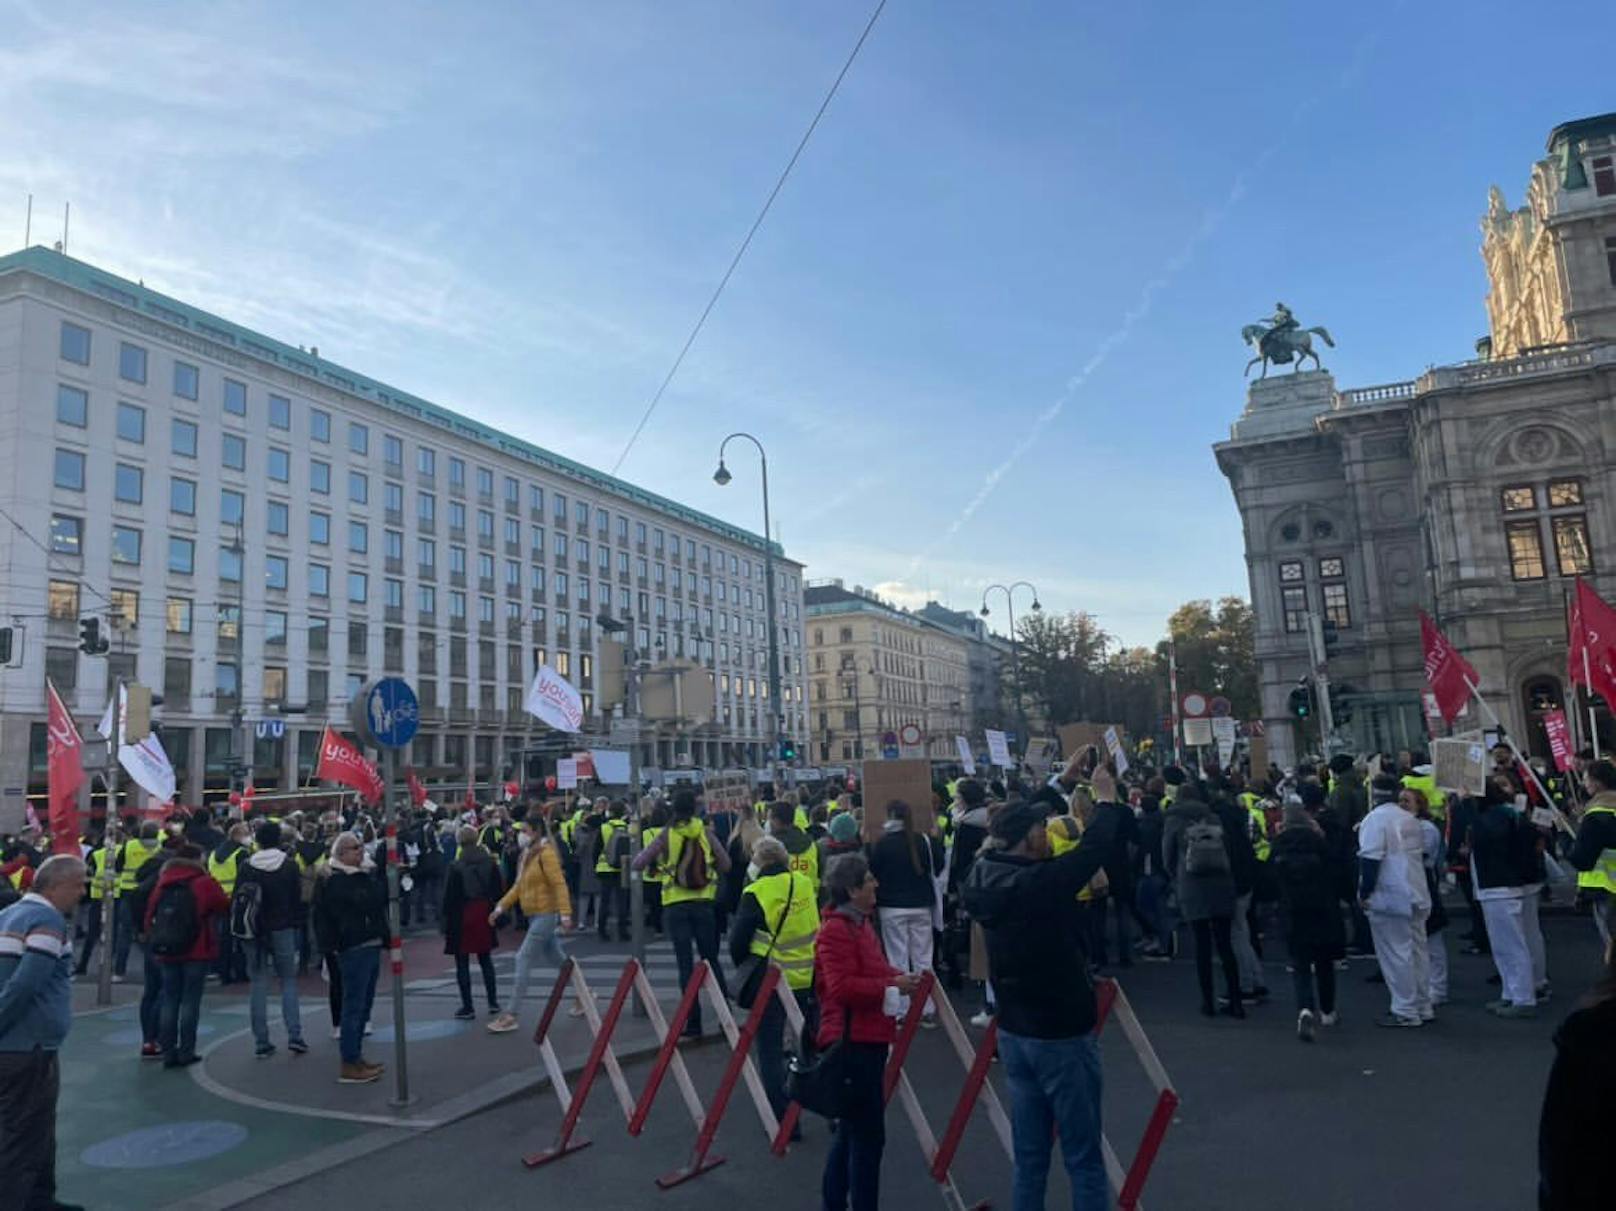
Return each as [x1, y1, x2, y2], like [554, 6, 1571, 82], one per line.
[1217, 114, 1616, 770]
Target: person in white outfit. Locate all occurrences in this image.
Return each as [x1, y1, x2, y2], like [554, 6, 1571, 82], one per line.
[867, 800, 946, 1024]
[1401, 787, 1449, 1006]
[1464, 777, 1550, 1018]
[1357, 774, 1432, 1027]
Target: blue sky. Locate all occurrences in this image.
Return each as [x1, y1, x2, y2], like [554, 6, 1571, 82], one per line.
[4, 0, 1613, 646]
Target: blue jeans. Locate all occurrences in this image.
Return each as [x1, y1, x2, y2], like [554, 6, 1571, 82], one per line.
[249, 928, 305, 1048]
[113, 898, 136, 975]
[1136, 872, 1174, 949]
[999, 1030, 1106, 1211]
[157, 960, 209, 1061]
[139, 943, 163, 1045]
[337, 945, 381, 1065]
[508, 913, 567, 1020]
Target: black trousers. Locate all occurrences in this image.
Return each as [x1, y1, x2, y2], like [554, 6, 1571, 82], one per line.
[595, 873, 629, 939]
[663, 900, 730, 1033]
[1288, 942, 1338, 1015]
[456, 952, 499, 1011]
[0, 1048, 60, 1210]
[1190, 916, 1241, 1008]
[821, 1041, 887, 1211]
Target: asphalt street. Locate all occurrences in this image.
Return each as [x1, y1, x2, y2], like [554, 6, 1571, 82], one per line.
[239, 912, 1600, 1211]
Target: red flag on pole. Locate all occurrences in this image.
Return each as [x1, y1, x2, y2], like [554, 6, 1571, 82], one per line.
[45, 679, 85, 855]
[1420, 611, 1478, 725]
[1569, 577, 1616, 705]
[1542, 709, 1575, 772]
[314, 726, 384, 804]
[406, 767, 428, 807]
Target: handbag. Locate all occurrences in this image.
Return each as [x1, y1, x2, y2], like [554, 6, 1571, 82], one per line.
[734, 877, 795, 1009]
[786, 1006, 851, 1118]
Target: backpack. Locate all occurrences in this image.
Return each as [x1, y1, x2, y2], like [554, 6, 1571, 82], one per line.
[229, 874, 263, 942]
[149, 881, 201, 957]
[671, 830, 711, 892]
[128, 857, 168, 934]
[1183, 817, 1230, 877]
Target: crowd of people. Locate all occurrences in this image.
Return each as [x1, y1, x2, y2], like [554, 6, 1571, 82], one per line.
[3, 733, 1615, 1210]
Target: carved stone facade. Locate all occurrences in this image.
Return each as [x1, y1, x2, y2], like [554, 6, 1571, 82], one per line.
[1483, 113, 1616, 357]
[1217, 118, 1616, 771]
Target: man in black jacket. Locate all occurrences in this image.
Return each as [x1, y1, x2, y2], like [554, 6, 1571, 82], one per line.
[238, 822, 307, 1058]
[962, 764, 1120, 1211]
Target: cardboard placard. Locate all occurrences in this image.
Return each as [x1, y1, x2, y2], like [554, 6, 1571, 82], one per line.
[1433, 737, 1487, 796]
[859, 758, 935, 844]
[1058, 722, 1107, 757]
[708, 769, 753, 810]
[1182, 718, 1214, 747]
[556, 758, 578, 790]
[1102, 726, 1129, 776]
[1249, 734, 1269, 781]
[985, 730, 1012, 768]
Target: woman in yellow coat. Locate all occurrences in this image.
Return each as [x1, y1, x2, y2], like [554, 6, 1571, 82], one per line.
[487, 816, 577, 1032]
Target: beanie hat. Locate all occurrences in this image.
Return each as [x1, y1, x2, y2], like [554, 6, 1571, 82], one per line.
[828, 813, 859, 843]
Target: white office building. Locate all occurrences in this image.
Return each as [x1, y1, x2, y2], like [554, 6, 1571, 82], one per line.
[0, 246, 806, 821]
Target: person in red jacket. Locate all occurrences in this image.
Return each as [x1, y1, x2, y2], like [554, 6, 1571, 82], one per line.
[143, 844, 229, 1068]
[815, 852, 919, 1211]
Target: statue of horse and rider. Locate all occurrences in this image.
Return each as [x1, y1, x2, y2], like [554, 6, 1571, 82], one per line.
[1242, 303, 1334, 378]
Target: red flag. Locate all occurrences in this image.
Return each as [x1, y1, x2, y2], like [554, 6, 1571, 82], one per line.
[314, 726, 384, 804]
[406, 767, 428, 807]
[1420, 611, 1478, 725]
[45, 679, 85, 855]
[1542, 709, 1575, 772]
[1569, 577, 1616, 707]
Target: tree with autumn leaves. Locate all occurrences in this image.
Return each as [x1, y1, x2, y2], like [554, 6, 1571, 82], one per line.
[1006, 596, 1257, 740]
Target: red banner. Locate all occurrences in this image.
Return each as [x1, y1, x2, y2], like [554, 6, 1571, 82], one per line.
[1569, 577, 1616, 708]
[1542, 709, 1574, 772]
[314, 726, 384, 804]
[406, 767, 428, 807]
[45, 680, 84, 854]
[1420, 611, 1478, 725]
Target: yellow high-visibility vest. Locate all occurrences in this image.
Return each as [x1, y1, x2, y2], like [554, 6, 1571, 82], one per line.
[744, 870, 819, 991]
[1401, 773, 1446, 821]
[661, 821, 718, 905]
[87, 847, 117, 900]
[595, 819, 625, 875]
[209, 846, 243, 896]
[1577, 805, 1616, 894]
[117, 837, 161, 893]
[642, 826, 665, 884]
[784, 837, 820, 893]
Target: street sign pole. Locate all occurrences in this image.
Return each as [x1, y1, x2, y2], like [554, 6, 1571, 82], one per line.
[626, 647, 646, 1019]
[382, 745, 411, 1106]
[96, 680, 120, 1008]
[1306, 613, 1339, 753]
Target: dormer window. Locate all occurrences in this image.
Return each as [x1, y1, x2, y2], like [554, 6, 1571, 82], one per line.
[1593, 155, 1616, 197]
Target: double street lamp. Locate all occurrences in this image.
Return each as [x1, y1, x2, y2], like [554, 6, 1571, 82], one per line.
[981, 581, 1041, 748]
[713, 433, 785, 784]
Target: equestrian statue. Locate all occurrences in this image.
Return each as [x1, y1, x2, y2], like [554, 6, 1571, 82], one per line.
[1242, 302, 1334, 378]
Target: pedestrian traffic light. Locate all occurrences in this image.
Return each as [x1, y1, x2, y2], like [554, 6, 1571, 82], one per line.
[78, 616, 107, 655]
[1289, 681, 1312, 719]
[0, 626, 11, 664]
[779, 736, 798, 762]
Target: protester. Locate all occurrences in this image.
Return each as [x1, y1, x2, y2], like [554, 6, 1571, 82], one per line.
[1133, 782, 1175, 959]
[721, 809, 765, 919]
[1162, 781, 1245, 1017]
[729, 834, 818, 1131]
[1358, 773, 1434, 1027]
[633, 790, 731, 1039]
[1270, 804, 1344, 1041]
[816, 853, 918, 1211]
[962, 767, 1121, 1210]
[443, 826, 504, 1020]
[0, 854, 86, 1211]
[867, 799, 945, 1025]
[591, 800, 630, 942]
[209, 822, 250, 984]
[1568, 758, 1616, 949]
[146, 843, 231, 1067]
[312, 832, 388, 1084]
[1537, 936, 1616, 1210]
[768, 800, 822, 898]
[1468, 779, 1547, 1018]
[238, 821, 308, 1058]
[488, 818, 574, 1033]
[127, 838, 177, 1059]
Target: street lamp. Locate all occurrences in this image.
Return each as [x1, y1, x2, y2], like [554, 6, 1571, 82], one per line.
[713, 433, 784, 788]
[981, 582, 1041, 750]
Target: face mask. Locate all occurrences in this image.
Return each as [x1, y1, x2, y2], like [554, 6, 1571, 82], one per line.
[517, 834, 532, 850]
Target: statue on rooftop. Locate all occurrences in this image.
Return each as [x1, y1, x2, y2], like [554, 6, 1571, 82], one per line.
[1242, 302, 1334, 378]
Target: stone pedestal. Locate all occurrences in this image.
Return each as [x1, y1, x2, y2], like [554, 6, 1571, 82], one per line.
[1229, 370, 1336, 441]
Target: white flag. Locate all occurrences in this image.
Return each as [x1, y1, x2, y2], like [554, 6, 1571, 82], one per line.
[99, 687, 177, 803]
[525, 664, 584, 733]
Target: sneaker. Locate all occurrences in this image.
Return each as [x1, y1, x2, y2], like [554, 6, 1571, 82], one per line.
[1419, 1012, 1436, 1023]
[288, 1038, 309, 1056]
[1250, 985, 1271, 1002]
[919, 1017, 938, 1030]
[969, 1011, 993, 1029]
[1374, 1013, 1422, 1028]
[140, 1042, 162, 1061]
[330, 1026, 342, 1040]
[1495, 1002, 1539, 1019]
[488, 1014, 520, 1034]
[1535, 984, 1553, 1003]
[361, 1060, 386, 1078]
[1485, 999, 1512, 1014]
[363, 1022, 374, 1037]
[254, 1043, 277, 1059]
[1297, 1009, 1316, 1043]
[453, 1006, 475, 1020]
[1319, 1011, 1339, 1027]
[339, 1061, 381, 1085]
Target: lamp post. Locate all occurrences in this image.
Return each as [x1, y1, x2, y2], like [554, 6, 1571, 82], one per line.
[981, 582, 1041, 752]
[714, 433, 784, 790]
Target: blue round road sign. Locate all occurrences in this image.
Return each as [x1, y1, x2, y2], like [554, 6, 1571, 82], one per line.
[362, 677, 419, 749]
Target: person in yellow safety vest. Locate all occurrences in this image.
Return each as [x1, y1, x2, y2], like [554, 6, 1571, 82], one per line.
[594, 801, 630, 942]
[641, 803, 669, 935]
[1401, 760, 1446, 824]
[210, 822, 251, 985]
[631, 790, 733, 1037]
[792, 792, 811, 833]
[767, 800, 820, 895]
[1570, 759, 1616, 949]
[1239, 790, 1272, 862]
[74, 836, 118, 976]
[729, 834, 818, 1127]
[111, 822, 164, 979]
[1046, 813, 1110, 904]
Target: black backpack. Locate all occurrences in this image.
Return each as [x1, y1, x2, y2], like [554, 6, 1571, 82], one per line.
[128, 857, 168, 935]
[230, 874, 263, 942]
[149, 881, 201, 957]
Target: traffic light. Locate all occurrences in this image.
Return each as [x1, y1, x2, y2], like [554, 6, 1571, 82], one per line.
[0, 626, 11, 664]
[779, 736, 798, 762]
[1288, 681, 1312, 719]
[78, 616, 107, 655]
